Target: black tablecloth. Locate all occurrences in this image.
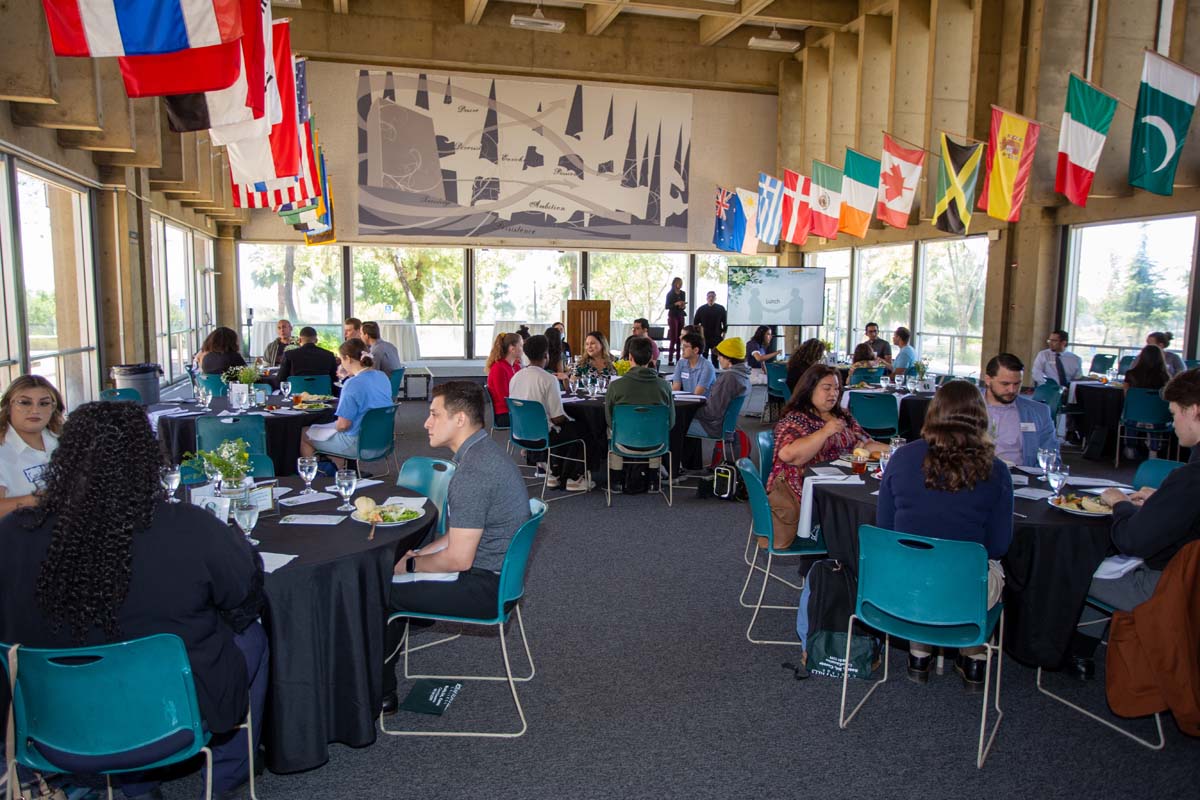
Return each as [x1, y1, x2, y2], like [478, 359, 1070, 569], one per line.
[897, 393, 934, 438]
[155, 397, 336, 476]
[566, 394, 706, 471]
[256, 477, 435, 772]
[1075, 383, 1124, 456]
[808, 467, 1111, 669]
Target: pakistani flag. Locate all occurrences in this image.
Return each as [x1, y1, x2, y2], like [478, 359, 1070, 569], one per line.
[1129, 51, 1200, 196]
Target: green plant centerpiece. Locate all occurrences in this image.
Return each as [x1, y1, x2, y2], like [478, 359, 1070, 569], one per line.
[913, 359, 929, 380]
[613, 359, 632, 377]
[223, 365, 263, 386]
[183, 438, 252, 498]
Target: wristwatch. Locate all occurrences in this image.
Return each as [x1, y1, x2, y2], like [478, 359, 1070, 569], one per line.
[405, 556, 416, 574]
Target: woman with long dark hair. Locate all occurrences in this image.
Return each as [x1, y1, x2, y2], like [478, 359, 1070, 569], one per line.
[200, 326, 246, 375]
[785, 338, 827, 395]
[544, 325, 567, 378]
[665, 276, 686, 365]
[0, 375, 65, 516]
[1146, 331, 1186, 377]
[0, 402, 267, 798]
[876, 380, 1012, 689]
[1125, 344, 1171, 391]
[747, 325, 781, 383]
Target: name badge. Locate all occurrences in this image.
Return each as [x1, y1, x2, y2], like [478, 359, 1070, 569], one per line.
[1019, 422, 1037, 432]
[23, 464, 48, 489]
[681, 372, 690, 380]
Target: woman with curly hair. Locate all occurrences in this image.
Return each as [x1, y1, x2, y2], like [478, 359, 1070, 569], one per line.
[785, 338, 827, 395]
[0, 375, 64, 516]
[876, 380, 1012, 689]
[0, 402, 267, 799]
[200, 325, 246, 375]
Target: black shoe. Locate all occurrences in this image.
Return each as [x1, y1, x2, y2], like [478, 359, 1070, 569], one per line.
[907, 654, 931, 684]
[380, 691, 398, 716]
[1066, 656, 1096, 681]
[954, 655, 986, 692]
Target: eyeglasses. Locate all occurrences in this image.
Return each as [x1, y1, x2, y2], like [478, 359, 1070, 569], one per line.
[11, 398, 56, 410]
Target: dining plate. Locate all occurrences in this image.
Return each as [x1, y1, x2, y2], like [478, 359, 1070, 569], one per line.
[1046, 496, 1111, 517]
[296, 402, 331, 410]
[351, 506, 426, 526]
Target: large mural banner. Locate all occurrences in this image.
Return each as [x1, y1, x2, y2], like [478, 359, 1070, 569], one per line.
[356, 70, 692, 242]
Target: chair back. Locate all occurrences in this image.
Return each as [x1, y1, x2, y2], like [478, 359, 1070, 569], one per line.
[1, 634, 209, 776]
[396, 457, 456, 534]
[756, 430, 774, 488]
[389, 367, 407, 400]
[495, 499, 548, 619]
[720, 393, 747, 438]
[848, 392, 899, 437]
[508, 398, 551, 449]
[1117, 354, 1136, 375]
[765, 362, 789, 400]
[1132, 458, 1185, 490]
[856, 524, 992, 647]
[1089, 353, 1116, 374]
[848, 367, 884, 385]
[196, 415, 268, 454]
[736, 458, 775, 543]
[251, 383, 273, 395]
[358, 404, 399, 462]
[610, 404, 670, 457]
[1121, 388, 1172, 426]
[248, 453, 276, 478]
[290, 375, 333, 396]
[197, 373, 228, 397]
[1031, 380, 1062, 417]
[100, 387, 142, 403]
[1186, 359, 1200, 371]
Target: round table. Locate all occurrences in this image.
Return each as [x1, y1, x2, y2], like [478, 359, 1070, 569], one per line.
[155, 396, 336, 476]
[565, 393, 706, 471]
[806, 465, 1112, 669]
[252, 477, 436, 773]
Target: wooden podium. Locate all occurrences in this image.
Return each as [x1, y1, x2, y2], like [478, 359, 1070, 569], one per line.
[565, 300, 610, 356]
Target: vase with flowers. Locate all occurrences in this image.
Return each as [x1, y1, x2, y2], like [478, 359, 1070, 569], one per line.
[183, 438, 253, 500]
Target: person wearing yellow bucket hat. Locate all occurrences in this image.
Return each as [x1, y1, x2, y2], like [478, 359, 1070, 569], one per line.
[714, 337, 747, 360]
[687, 337, 752, 452]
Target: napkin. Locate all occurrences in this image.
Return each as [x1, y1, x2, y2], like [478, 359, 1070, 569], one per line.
[272, 487, 293, 499]
[279, 514, 346, 526]
[306, 422, 339, 442]
[1014, 487, 1054, 500]
[278, 492, 336, 507]
[797, 475, 865, 542]
[259, 553, 299, 573]
[1013, 466, 1044, 476]
[812, 466, 847, 476]
[1067, 477, 1129, 488]
[1011, 474, 1030, 486]
[382, 496, 427, 509]
[324, 478, 383, 491]
[1093, 555, 1144, 580]
[392, 572, 459, 584]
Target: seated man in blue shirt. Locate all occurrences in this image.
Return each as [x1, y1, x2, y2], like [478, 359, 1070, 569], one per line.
[670, 333, 716, 395]
[891, 326, 918, 376]
[982, 353, 1058, 467]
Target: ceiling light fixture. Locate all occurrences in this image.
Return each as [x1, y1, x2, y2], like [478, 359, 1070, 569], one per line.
[511, 2, 566, 33]
[748, 25, 801, 53]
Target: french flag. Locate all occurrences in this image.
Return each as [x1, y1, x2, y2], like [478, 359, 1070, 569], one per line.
[41, 0, 243, 57]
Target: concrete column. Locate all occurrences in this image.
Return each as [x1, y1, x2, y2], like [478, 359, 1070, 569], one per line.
[214, 224, 241, 329]
[802, 45, 831, 166]
[826, 31, 860, 168]
[925, 0, 975, 211]
[95, 166, 155, 374]
[57, 61, 134, 152]
[0, 1, 58, 103]
[889, 0, 932, 216]
[855, 14, 892, 156]
[1090, 1, 1157, 198]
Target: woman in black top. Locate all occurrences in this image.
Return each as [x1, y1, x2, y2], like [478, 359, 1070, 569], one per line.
[200, 326, 247, 375]
[1125, 344, 1171, 391]
[665, 276, 686, 365]
[0, 402, 267, 798]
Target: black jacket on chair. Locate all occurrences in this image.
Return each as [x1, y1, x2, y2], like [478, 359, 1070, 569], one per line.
[278, 343, 339, 386]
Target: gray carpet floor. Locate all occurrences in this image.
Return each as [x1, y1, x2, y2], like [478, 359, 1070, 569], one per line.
[151, 391, 1197, 799]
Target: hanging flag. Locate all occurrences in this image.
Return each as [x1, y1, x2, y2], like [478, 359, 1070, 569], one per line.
[712, 187, 745, 253]
[755, 172, 785, 246]
[934, 133, 984, 235]
[210, 4, 281, 145]
[231, 117, 320, 209]
[736, 188, 760, 255]
[295, 59, 310, 124]
[810, 161, 842, 240]
[876, 134, 926, 228]
[226, 19, 299, 186]
[1129, 51, 1200, 196]
[838, 149, 881, 238]
[978, 106, 1040, 221]
[42, 0, 243, 57]
[780, 169, 812, 245]
[118, 40, 242, 97]
[1056, 75, 1119, 206]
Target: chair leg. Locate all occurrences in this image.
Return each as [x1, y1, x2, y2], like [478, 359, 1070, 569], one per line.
[745, 551, 803, 645]
[976, 615, 1005, 768]
[241, 705, 259, 800]
[840, 623, 889, 728]
[1036, 667, 1165, 750]
[739, 540, 802, 608]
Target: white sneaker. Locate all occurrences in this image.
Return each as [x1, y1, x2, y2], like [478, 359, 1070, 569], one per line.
[544, 474, 560, 488]
[566, 476, 594, 492]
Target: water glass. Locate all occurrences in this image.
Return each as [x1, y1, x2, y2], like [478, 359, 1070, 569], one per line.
[588, 376, 598, 398]
[160, 465, 181, 503]
[906, 376, 918, 393]
[298, 456, 319, 495]
[335, 469, 358, 512]
[878, 451, 891, 475]
[202, 459, 219, 485]
[1047, 462, 1069, 498]
[280, 381, 292, 400]
[568, 375, 579, 395]
[880, 376, 892, 391]
[890, 437, 906, 451]
[1037, 448, 1052, 481]
[233, 500, 260, 546]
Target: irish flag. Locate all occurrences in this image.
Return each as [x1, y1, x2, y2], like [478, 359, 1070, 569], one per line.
[1055, 74, 1118, 206]
[810, 160, 842, 240]
[1129, 51, 1200, 196]
[978, 105, 1040, 222]
[838, 149, 881, 238]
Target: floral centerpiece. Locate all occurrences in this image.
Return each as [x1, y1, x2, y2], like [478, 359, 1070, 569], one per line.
[223, 365, 263, 386]
[913, 359, 929, 380]
[183, 438, 252, 496]
[613, 358, 633, 376]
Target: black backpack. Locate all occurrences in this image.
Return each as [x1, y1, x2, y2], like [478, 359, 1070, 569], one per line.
[796, 559, 881, 679]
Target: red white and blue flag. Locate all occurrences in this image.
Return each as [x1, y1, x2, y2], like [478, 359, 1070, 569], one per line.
[41, 0, 243, 57]
[225, 19, 299, 186]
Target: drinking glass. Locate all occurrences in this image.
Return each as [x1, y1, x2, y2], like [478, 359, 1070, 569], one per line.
[890, 437, 906, 450]
[906, 376, 918, 393]
[568, 375, 579, 395]
[1047, 460, 1068, 498]
[588, 376, 598, 398]
[850, 455, 868, 475]
[280, 381, 292, 400]
[880, 376, 892, 391]
[878, 450, 891, 476]
[335, 469, 358, 512]
[298, 456, 319, 495]
[202, 459, 219, 485]
[233, 500, 260, 546]
[160, 465, 181, 503]
[1037, 448, 1052, 482]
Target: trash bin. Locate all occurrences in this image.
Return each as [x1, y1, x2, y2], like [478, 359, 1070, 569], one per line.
[110, 363, 163, 405]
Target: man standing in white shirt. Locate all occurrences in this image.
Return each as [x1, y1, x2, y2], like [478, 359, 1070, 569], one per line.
[1031, 329, 1083, 387]
[508, 335, 590, 491]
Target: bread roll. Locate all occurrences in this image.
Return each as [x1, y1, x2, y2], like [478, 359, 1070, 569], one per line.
[354, 497, 377, 514]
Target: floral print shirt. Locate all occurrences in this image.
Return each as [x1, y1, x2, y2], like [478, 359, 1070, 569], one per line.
[767, 409, 868, 496]
[573, 357, 617, 381]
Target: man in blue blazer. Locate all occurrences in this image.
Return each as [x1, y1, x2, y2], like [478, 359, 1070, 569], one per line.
[981, 353, 1059, 467]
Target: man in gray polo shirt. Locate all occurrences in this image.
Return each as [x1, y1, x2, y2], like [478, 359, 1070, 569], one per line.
[361, 320, 403, 377]
[381, 380, 530, 711]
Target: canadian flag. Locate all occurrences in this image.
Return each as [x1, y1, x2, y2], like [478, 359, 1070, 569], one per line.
[779, 169, 812, 245]
[875, 134, 925, 229]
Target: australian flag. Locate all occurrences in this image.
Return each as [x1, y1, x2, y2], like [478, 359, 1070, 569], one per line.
[712, 187, 746, 252]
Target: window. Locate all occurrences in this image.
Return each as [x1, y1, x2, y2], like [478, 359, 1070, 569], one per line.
[473, 249, 579, 355]
[588, 252, 687, 346]
[853, 244, 913, 347]
[15, 169, 97, 407]
[0, 158, 17, 390]
[808, 250, 851, 356]
[352, 246, 465, 358]
[194, 234, 216, 341]
[695, 253, 775, 344]
[1064, 215, 1196, 365]
[916, 237, 988, 376]
[151, 220, 221, 383]
[239, 243, 344, 357]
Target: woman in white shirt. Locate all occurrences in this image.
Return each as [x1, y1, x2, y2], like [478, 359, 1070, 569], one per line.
[0, 375, 64, 516]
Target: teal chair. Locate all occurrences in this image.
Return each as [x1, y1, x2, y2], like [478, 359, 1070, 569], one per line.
[508, 398, 588, 502]
[848, 367, 885, 385]
[1031, 380, 1063, 421]
[381, 498, 547, 739]
[745, 430, 792, 577]
[1131, 458, 1184, 490]
[848, 392, 899, 440]
[100, 387, 142, 403]
[1089, 353, 1116, 374]
[388, 367, 408, 401]
[251, 383, 273, 396]
[316, 404, 399, 478]
[684, 393, 747, 475]
[289, 375, 332, 396]
[1186, 359, 1200, 371]
[839, 525, 1003, 768]
[736, 459, 826, 640]
[1115, 388, 1175, 467]
[1, 633, 258, 800]
[1117, 354, 1136, 375]
[197, 373, 228, 398]
[764, 362, 789, 423]
[396, 457, 456, 535]
[196, 415, 268, 455]
[607, 404, 673, 507]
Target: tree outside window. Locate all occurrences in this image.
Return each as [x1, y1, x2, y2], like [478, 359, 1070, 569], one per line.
[853, 244, 912, 339]
[352, 246, 465, 357]
[473, 250, 579, 353]
[918, 238, 988, 375]
[239, 244, 343, 354]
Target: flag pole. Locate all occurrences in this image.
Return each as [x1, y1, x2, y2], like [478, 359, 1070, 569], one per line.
[1143, 47, 1200, 78]
[936, 128, 986, 145]
[1067, 71, 1135, 111]
[884, 132, 937, 159]
[987, 105, 1061, 135]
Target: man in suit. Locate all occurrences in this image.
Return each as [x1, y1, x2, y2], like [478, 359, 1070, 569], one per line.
[278, 326, 339, 387]
[982, 352, 1058, 467]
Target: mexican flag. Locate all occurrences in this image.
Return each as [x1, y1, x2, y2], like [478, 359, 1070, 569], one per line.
[1129, 51, 1200, 196]
[838, 149, 881, 238]
[1056, 74, 1118, 206]
[810, 160, 842, 240]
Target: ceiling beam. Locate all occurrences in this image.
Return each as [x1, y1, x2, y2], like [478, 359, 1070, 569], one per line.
[465, 0, 489, 25]
[587, 1, 630, 35]
[331, 0, 350, 14]
[698, 0, 777, 45]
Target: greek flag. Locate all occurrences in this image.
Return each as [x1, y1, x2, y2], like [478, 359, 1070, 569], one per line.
[755, 172, 785, 246]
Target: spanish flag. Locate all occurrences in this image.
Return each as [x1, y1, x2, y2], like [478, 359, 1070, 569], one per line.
[977, 106, 1040, 222]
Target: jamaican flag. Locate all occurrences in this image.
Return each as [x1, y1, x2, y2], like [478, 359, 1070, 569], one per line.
[934, 134, 984, 235]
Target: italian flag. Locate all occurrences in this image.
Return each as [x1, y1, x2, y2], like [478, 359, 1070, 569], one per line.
[810, 160, 843, 240]
[1055, 74, 1118, 206]
[838, 149, 881, 238]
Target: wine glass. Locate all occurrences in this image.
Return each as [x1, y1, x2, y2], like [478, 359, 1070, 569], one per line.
[298, 456, 319, 495]
[568, 375, 579, 395]
[202, 458, 219, 486]
[588, 375, 598, 398]
[906, 376, 918, 393]
[1047, 459, 1068, 498]
[160, 465, 181, 503]
[334, 469, 358, 512]
[233, 500, 260, 546]
[890, 437, 906, 451]
[878, 450, 891, 476]
[280, 381, 292, 401]
[1037, 447, 1052, 482]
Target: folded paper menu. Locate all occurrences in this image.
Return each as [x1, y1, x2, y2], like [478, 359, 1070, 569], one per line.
[279, 514, 346, 526]
[278, 492, 336, 506]
[259, 553, 299, 573]
[1067, 476, 1129, 488]
[1014, 487, 1054, 500]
